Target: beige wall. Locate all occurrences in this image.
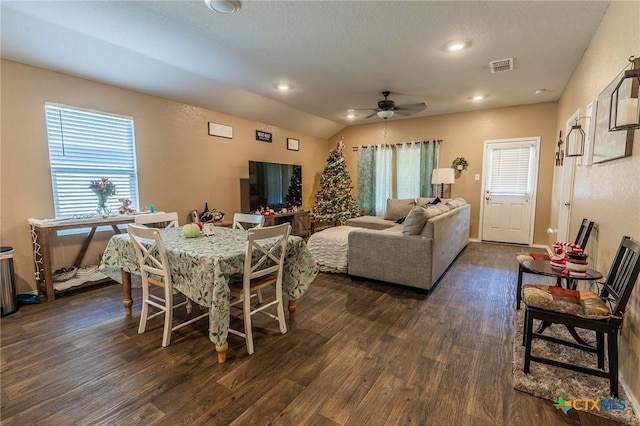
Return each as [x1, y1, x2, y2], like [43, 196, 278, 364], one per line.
[331, 102, 558, 243]
[554, 1, 640, 400]
[0, 60, 330, 295]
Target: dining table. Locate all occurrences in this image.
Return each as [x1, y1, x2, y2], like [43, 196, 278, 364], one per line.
[99, 225, 318, 362]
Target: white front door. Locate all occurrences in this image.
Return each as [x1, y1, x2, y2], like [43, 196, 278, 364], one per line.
[481, 138, 540, 245]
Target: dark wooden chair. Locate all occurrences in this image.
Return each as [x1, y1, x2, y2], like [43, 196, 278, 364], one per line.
[522, 236, 640, 398]
[516, 218, 594, 309]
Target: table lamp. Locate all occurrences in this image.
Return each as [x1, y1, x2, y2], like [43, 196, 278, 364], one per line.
[431, 168, 455, 198]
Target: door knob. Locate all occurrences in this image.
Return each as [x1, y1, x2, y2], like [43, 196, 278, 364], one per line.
[564, 202, 571, 207]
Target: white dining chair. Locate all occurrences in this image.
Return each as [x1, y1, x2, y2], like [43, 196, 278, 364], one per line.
[134, 212, 180, 229]
[228, 223, 291, 355]
[232, 213, 264, 230]
[127, 224, 208, 347]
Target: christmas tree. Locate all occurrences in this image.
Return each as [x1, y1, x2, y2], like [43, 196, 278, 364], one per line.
[312, 137, 360, 225]
[285, 165, 302, 208]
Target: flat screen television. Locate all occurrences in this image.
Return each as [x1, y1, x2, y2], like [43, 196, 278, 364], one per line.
[248, 161, 302, 212]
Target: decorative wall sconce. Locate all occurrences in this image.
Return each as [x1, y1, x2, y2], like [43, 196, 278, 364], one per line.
[566, 118, 587, 157]
[451, 157, 469, 171]
[609, 56, 640, 131]
[555, 131, 564, 166]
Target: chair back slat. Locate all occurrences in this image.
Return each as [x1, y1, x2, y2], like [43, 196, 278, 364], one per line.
[134, 212, 180, 229]
[233, 213, 265, 230]
[602, 236, 640, 317]
[244, 223, 291, 281]
[127, 224, 171, 285]
[574, 218, 595, 249]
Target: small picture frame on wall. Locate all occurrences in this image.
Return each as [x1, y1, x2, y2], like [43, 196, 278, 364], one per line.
[287, 138, 300, 151]
[256, 130, 272, 142]
[208, 122, 233, 139]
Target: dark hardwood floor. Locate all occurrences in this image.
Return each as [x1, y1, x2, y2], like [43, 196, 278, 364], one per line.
[1, 242, 624, 425]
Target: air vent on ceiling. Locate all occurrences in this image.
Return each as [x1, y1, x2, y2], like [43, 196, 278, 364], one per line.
[490, 58, 514, 73]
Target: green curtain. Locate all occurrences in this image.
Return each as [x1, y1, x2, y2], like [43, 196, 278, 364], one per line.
[419, 140, 439, 198]
[357, 140, 440, 216]
[357, 146, 376, 216]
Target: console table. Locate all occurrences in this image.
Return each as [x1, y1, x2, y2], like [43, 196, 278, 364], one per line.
[262, 211, 310, 237]
[29, 216, 138, 301]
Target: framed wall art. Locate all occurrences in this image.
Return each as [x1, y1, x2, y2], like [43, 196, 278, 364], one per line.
[287, 138, 299, 151]
[208, 122, 233, 139]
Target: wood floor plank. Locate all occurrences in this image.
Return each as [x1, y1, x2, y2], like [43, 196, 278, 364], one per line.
[0, 242, 626, 426]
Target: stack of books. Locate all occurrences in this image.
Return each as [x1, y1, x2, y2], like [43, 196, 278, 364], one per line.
[76, 265, 98, 278]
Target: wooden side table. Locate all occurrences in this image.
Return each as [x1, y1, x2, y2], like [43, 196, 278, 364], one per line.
[29, 216, 136, 301]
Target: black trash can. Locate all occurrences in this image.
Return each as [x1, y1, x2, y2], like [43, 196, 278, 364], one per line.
[1, 246, 19, 317]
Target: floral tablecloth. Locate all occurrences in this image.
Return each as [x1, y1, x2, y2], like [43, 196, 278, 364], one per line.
[99, 226, 318, 346]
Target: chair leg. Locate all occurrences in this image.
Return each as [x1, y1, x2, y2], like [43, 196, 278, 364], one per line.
[138, 285, 150, 334]
[186, 296, 193, 314]
[257, 289, 264, 304]
[243, 294, 254, 355]
[162, 287, 173, 348]
[596, 332, 605, 369]
[607, 332, 619, 398]
[522, 308, 529, 347]
[517, 264, 524, 310]
[523, 309, 534, 374]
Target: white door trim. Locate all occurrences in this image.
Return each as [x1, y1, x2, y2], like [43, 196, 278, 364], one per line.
[557, 109, 580, 242]
[479, 136, 541, 246]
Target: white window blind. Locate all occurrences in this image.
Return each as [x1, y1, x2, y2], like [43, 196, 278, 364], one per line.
[489, 145, 534, 196]
[45, 103, 139, 218]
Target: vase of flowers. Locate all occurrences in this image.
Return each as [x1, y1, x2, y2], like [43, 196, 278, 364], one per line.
[89, 177, 116, 217]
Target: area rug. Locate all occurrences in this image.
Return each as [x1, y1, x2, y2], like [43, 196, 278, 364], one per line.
[513, 309, 639, 425]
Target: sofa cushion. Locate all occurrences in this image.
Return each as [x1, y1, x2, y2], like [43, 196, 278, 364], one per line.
[383, 198, 416, 221]
[417, 197, 436, 206]
[345, 215, 397, 230]
[402, 206, 429, 235]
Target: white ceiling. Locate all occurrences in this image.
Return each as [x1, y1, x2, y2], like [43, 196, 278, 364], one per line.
[1, 1, 609, 139]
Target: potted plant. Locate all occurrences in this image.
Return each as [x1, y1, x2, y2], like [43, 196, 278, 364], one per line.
[452, 157, 469, 171]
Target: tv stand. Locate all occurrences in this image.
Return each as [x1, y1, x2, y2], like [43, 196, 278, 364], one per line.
[262, 211, 310, 237]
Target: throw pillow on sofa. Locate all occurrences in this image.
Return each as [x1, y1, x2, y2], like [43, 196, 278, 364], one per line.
[402, 206, 429, 235]
[383, 198, 416, 221]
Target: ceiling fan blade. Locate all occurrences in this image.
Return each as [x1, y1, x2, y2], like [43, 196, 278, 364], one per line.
[363, 111, 379, 119]
[395, 102, 426, 111]
[394, 110, 413, 117]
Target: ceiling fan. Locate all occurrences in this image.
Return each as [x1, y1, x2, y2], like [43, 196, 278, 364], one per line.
[358, 91, 427, 119]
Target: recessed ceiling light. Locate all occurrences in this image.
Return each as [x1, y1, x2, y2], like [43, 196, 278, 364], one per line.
[446, 40, 470, 52]
[204, 0, 240, 14]
[346, 110, 356, 119]
[534, 89, 546, 94]
[471, 95, 485, 101]
[275, 83, 291, 91]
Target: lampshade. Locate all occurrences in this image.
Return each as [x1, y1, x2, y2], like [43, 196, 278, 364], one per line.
[431, 168, 455, 184]
[565, 122, 585, 157]
[609, 57, 640, 131]
[377, 110, 394, 120]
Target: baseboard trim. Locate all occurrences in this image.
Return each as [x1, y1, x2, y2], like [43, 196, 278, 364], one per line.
[620, 374, 639, 421]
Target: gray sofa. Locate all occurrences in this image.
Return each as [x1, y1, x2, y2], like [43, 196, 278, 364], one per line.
[345, 198, 470, 291]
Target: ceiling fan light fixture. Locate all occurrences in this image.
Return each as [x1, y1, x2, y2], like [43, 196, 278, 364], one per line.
[377, 110, 394, 120]
[205, 0, 240, 14]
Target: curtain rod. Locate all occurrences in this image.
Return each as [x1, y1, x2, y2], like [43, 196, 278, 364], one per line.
[352, 139, 442, 151]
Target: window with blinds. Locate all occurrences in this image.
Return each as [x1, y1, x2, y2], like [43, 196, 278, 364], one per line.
[45, 103, 139, 218]
[488, 144, 535, 197]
